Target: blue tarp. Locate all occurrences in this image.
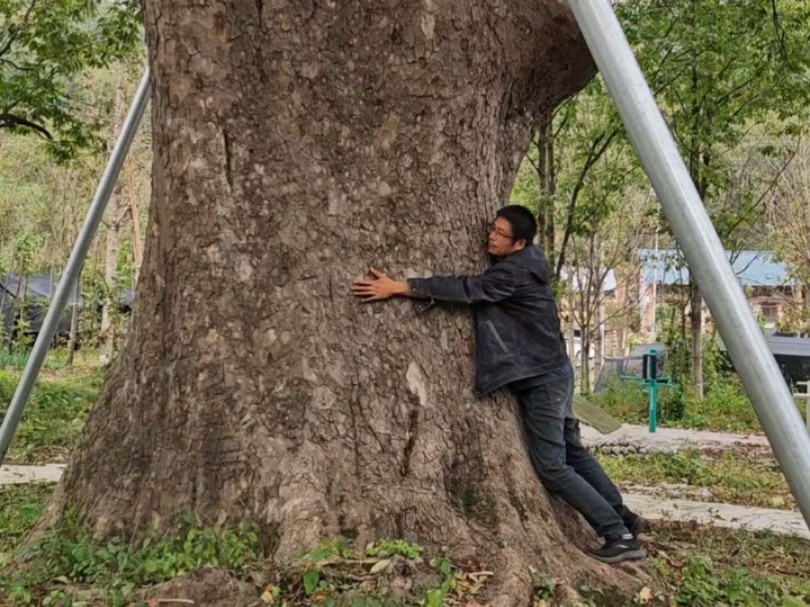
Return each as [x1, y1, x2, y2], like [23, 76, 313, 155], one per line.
[0, 273, 80, 336]
[0, 273, 82, 305]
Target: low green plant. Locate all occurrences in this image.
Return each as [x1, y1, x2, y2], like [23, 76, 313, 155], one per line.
[0, 346, 73, 371]
[261, 540, 466, 607]
[298, 537, 358, 563]
[629, 524, 810, 606]
[365, 538, 423, 560]
[423, 555, 454, 607]
[529, 568, 557, 601]
[2, 511, 263, 607]
[654, 553, 810, 607]
[5, 508, 810, 607]
[591, 367, 766, 433]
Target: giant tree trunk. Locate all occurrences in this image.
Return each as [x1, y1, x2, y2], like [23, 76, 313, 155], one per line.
[46, 2, 643, 602]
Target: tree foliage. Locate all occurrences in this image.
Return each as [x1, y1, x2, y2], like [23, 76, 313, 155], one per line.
[514, 0, 810, 392]
[620, 0, 810, 234]
[0, 0, 142, 157]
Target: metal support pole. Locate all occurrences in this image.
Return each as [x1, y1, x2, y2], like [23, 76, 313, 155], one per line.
[0, 68, 152, 465]
[567, 0, 810, 526]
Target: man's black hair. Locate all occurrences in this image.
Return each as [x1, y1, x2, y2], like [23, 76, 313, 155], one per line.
[495, 205, 537, 246]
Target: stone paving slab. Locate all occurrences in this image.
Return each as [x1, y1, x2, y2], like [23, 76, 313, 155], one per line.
[581, 423, 770, 453]
[0, 464, 65, 486]
[624, 492, 810, 540]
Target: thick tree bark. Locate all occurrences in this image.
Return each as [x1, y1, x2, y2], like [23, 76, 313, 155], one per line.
[689, 281, 704, 399]
[535, 113, 556, 265]
[45, 2, 644, 602]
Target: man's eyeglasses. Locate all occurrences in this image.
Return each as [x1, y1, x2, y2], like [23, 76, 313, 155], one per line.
[486, 222, 515, 240]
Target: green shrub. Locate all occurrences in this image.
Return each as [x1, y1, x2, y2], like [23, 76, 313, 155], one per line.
[590, 377, 684, 426]
[682, 375, 760, 432]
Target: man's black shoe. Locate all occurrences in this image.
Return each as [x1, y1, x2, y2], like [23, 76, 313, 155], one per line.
[588, 536, 647, 564]
[624, 513, 651, 538]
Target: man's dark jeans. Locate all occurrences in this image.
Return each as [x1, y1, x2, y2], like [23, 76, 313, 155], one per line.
[513, 376, 629, 540]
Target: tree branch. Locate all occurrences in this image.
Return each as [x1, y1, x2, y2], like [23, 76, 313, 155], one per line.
[720, 140, 801, 240]
[0, 0, 39, 59]
[0, 112, 53, 139]
[554, 127, 620, 279]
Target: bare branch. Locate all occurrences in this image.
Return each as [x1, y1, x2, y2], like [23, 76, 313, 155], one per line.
[555, 127, 620, 279]
[720, 140, 801, 240]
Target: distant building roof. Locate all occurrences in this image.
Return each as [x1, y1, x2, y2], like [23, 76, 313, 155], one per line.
[766, 333, 810, 358]
[718, 331, 810, 359]
[639, 249, 796, 287]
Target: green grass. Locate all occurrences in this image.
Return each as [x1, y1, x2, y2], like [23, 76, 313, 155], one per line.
[530, 524, 810, 606]
[0, 346, 74, 371]
[2, 358, 806, 606]
[589, 378, 681, 426]
[646, 523, 810, 607]
[0, 485, 267, 606]
[0, 505, 465, 607]
[0, 364, 103, 463]
[679, 378, 763, 432]
[653, 523, 810, 578]
[597, 448, 794, 510]
[2, 482, 809, 607]
[0, 483, 54, 565]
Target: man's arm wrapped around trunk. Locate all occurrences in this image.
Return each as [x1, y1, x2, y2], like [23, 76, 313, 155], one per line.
[407, 264, 518, 305]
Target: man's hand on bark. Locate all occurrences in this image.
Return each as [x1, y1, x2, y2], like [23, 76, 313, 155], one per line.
[351, 267, 411, 302]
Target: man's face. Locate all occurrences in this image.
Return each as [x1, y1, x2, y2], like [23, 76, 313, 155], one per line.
[487, 217, 525, 257]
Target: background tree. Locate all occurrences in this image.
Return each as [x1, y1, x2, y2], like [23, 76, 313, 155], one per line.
[566, 189, 651, 394]
[619, 0, 810, 398]
[0, 60, 150, 352]
[0, 0, 141, 157]
[768, 137, 810, 332]
[512, 76, 651, 392]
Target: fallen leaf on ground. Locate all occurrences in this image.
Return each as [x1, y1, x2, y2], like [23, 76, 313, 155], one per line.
[638, 586, 654, 603]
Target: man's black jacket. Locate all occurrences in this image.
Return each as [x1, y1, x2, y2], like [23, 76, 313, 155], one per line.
[408, 245, 569, 395]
